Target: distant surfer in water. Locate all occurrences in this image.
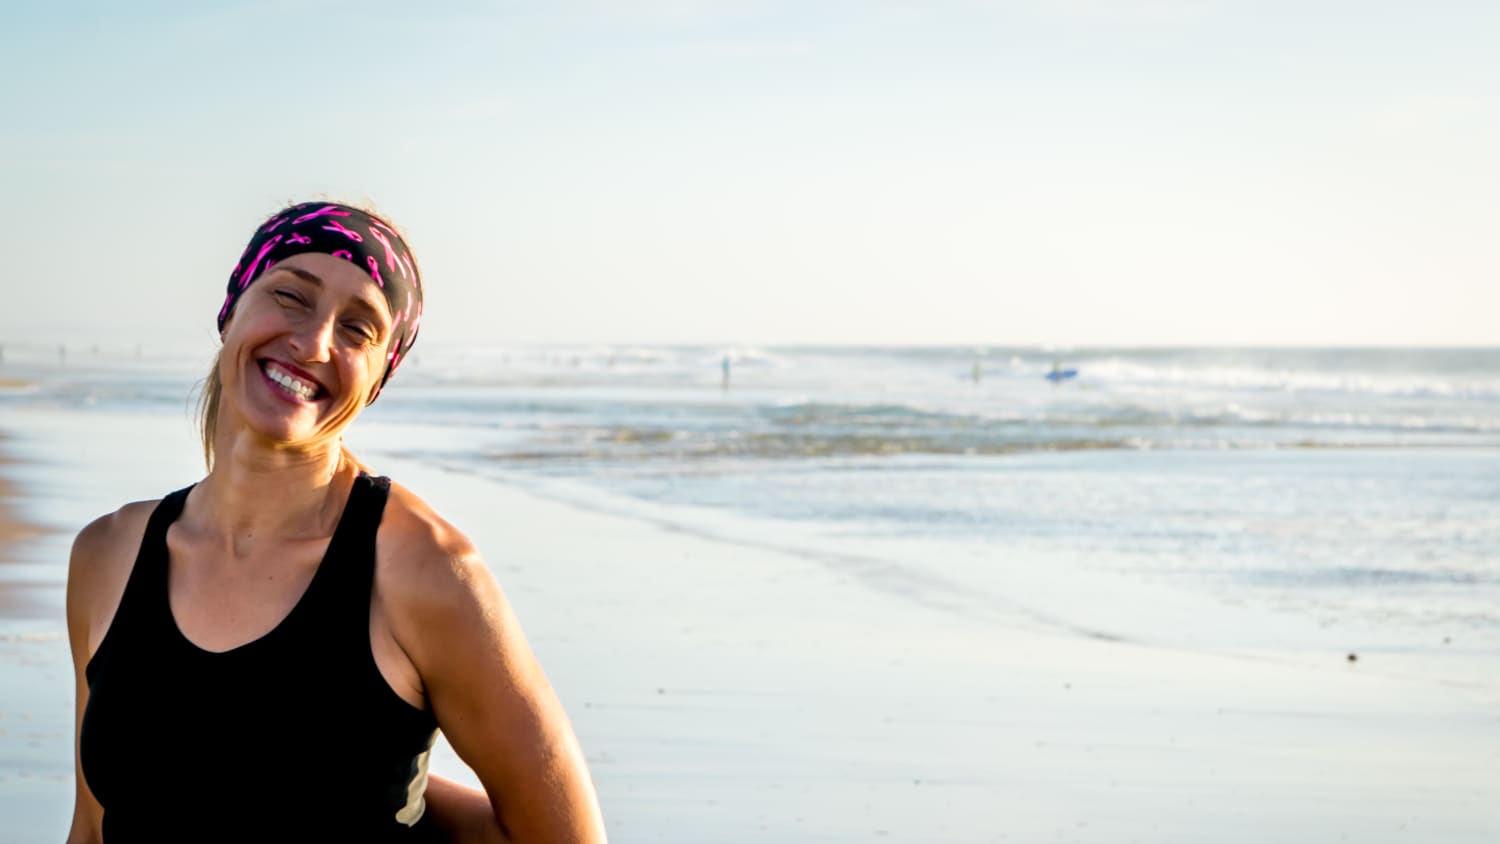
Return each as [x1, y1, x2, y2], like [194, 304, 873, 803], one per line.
[1047, 358, 1078, 383]
[65, 201, 605, 842]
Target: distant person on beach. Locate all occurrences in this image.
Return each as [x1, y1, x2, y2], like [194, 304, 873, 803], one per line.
[64, 201, 605, 842]
[721, 353, 731, 390]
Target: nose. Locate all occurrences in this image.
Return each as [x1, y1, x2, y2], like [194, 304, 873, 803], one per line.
[287, 312, 336, 362]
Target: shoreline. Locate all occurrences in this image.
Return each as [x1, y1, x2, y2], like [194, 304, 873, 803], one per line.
[1, 407, 1498, 842]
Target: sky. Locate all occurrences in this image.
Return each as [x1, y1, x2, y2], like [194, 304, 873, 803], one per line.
[1, 0, 1497, 351]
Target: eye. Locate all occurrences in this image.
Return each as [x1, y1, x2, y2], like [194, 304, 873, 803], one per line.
[273, 289, 307, 307]
[343, 321, 377, 343]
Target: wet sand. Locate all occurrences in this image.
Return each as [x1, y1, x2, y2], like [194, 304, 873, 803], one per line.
[0, 443, 43, 548]
[0, 444, 61, 619]
[2, 408, 1499, 843]
[0, 431, 74, 843]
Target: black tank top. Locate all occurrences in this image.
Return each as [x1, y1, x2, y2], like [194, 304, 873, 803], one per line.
[80, 473, 441, 843]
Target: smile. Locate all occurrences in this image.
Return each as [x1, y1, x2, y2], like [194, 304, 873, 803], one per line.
[260, 360, 326, 402]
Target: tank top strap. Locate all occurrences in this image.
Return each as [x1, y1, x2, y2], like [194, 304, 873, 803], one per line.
[298, 471, 392, 632]
[85, 484, 195, 682]
[118, 484, 195, 623]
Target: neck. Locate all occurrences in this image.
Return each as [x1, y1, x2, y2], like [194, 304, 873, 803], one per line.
[192, 422, 359, 555]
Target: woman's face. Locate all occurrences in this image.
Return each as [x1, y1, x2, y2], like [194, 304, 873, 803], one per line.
[218, 252, 394, 451]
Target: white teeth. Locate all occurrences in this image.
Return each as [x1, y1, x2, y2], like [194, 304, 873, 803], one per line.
[265, 363, 318, 400]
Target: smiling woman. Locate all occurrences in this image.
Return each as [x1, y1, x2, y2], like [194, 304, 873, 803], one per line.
[64, 202, 606, 843]
[197, 203, 423, 470]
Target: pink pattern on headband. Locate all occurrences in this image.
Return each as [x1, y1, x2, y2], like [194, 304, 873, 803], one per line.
[401, 250, 418, 287]
[367, 226, 402, 276]
[332, 249, 353, 261]
[260, 215, 289, 233]
[366, 256, 384, 288]
[406, 302, 423, 348]
[238, 235, 283, 288]
[292, 205, 352, 225]
[287, 232, 312, 245]
[321, 220, 364, 242]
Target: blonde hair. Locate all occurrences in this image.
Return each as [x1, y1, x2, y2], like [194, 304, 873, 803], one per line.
[198, 351, 224, 469]
[197, 198, 418, 470]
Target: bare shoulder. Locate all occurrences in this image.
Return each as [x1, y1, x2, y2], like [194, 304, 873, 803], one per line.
[373, 480, 509, 655]
[72, 500, 159, 558]
[373, 480, 534, 682]
[375, 480, 489, 595]
[67, 500, 161, 657]
[69, 500, 160, 600]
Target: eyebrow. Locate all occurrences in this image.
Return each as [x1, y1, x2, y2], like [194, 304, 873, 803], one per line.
[274, 266, 390, 327]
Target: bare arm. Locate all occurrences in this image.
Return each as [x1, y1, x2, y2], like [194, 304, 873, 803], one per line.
[65, 660, 102, 844]
[382, 495, 606, 843]
[64, 512, 125, 844]
[424, 774, 510, 844]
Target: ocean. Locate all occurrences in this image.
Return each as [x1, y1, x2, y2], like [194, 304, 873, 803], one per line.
[3, 343, 1498, 691]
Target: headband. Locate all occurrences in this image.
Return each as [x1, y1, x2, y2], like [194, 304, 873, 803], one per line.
[218, 202, 423, 401]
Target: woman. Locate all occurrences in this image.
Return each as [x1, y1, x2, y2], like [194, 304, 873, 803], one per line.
[65, 202, 607, 842]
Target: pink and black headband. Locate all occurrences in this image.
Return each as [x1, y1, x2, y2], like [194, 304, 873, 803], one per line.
[219, 202, 424, 400]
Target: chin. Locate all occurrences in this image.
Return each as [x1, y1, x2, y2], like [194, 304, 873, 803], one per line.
[230, 390, 336, 449]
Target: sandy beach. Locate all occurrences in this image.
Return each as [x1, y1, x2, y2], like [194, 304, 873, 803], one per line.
[0, 436, 60, 619]
[0, 428, 74, 844]
[1, 404, 1498, 843]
